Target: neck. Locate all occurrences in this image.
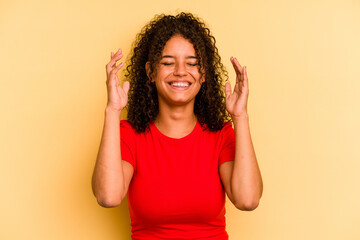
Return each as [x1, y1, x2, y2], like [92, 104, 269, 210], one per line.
[155, 103, 197, 138]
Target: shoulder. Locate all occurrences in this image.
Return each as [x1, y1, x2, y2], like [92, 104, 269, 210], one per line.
[121, 120, 152, 135]
[199, 121, 233, 132]
[198, 121, 234, 143]
[222, 121, 233, 130]
[120, 119, 132, 128]
[120, 120, 137, 138]
[121, 120, 152, 139]
[221, 122, 234, 135]
[201, 121, 233, 134]
[221, 122, 235, 139]
[120, 120, 137, 131]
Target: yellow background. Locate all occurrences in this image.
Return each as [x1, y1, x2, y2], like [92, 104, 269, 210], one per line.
[1, 0, 359, 239]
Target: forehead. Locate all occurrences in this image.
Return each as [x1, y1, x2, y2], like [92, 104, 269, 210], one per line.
[161, 35, 196, 56]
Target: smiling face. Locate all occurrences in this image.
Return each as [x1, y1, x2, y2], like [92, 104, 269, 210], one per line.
[147, 35, 204, 107]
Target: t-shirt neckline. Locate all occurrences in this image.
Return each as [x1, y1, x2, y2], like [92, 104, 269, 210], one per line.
[150, 120, 200, 142]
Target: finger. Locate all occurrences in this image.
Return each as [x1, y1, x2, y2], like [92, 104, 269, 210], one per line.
[108, 52, 115, 76]
[234, 57, 244, 78]
[122, 81, 130, 95]
[110, 49, 122, 58]
[225, 82, 232, 99]
[118, 81, 130, 102]
[106, 49, 123, 73]
[233, 80, 240, 94]
[109, 62, 124, 78]
[106, 57, 123, 77]
[107, 62, 124, 85]
[232, 56, 242, 69]
[111, 48, 121, 57]
[108, 52, 123, 68]
[230, 57, 241, 75]
[112, 48, 122, 59]
[233, 57, 247, 85]
[230, 57, 239, 73]
[243, 66, 249, 89]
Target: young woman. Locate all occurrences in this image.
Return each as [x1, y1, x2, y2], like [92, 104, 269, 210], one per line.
[92, 12, 263, 239]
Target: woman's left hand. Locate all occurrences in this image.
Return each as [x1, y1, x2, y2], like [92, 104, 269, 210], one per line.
[225, 57, 249, 119]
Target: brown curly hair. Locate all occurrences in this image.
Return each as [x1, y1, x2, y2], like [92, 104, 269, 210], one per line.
[125, 12, 231, 133]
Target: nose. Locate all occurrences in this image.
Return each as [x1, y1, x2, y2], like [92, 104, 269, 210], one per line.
[174, 62, 187, 76]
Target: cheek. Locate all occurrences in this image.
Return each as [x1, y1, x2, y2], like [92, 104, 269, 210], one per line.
[189, 71, 203, 83]
[157, 67, 174, 78]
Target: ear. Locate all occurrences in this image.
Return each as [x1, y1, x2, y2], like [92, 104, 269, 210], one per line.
[145, 61, 153, 82]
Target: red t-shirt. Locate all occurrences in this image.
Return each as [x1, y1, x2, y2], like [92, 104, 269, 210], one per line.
[120, 120, 235, 240]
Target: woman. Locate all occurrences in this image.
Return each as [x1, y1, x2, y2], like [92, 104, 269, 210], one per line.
[92, 12, 263, 239]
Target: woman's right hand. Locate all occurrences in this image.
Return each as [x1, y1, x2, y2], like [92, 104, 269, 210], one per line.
[105, 48, 130, 112]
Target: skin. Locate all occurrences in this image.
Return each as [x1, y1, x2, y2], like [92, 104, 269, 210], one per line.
[92, 35, 263, 210]
[146, 35, 205, 137]
[91, 48, 133, 207]
[220, 57, 263, 210]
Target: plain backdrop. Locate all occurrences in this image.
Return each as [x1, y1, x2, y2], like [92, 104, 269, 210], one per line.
[1, 0, 359, 239]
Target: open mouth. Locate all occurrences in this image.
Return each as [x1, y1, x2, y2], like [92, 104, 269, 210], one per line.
[169, 81, 191, 88]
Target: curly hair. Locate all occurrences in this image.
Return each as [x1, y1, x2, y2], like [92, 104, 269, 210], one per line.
[125, 12, 231, 133]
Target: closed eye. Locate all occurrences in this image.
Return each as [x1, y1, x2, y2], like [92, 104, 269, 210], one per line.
[161, 62, 174, 66]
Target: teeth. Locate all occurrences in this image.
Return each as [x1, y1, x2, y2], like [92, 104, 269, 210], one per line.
[171, 82, 190, 87]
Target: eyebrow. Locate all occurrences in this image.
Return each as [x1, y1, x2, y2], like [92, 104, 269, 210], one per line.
[161, 55, 198, 59]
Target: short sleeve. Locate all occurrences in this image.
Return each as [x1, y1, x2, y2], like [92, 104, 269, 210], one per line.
[218, 122, 235, 165]
[120, 120, 136, 171]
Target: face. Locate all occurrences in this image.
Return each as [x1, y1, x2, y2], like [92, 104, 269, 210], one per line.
[147, 35, 204, 107]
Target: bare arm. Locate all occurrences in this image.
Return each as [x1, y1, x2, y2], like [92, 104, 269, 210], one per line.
[91, 49, 133, 208]
[232, 114, 263, 210]
[220, 57, 263, 211]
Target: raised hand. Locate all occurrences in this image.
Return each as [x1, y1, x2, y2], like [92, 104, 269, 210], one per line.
[225, 57, 249, 119]
[105, 48, 130, 112]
